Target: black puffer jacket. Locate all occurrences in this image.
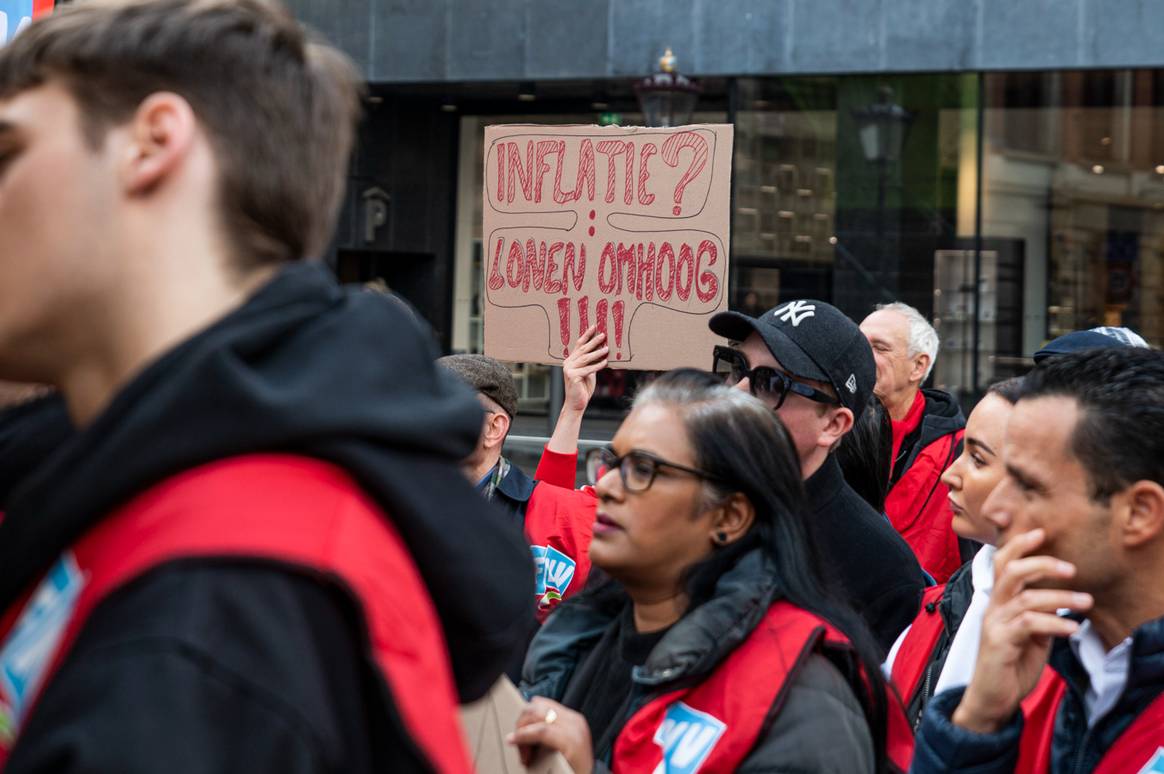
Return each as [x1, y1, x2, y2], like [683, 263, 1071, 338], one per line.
[522, 549, 875, 773]
[902, 559, 975, 726]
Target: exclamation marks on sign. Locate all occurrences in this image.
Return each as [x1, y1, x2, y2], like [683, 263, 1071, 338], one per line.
[557, 297, 624, 362]
[612, 300, 624, 360]
[588, 210, 596, 237]
[558, 298, 571, 357]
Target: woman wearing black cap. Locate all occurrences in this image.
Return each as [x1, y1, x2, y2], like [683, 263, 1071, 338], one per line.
[509, 370, 909, 774]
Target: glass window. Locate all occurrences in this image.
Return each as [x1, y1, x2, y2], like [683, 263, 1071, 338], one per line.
[982, 70, 1164, 369]
[733, 74, 982, 401]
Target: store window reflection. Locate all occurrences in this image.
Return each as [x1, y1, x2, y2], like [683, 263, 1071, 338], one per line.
[733, 78, 838, 310]
[732, 75, 983, 401]
[982, 70, 1164, 361]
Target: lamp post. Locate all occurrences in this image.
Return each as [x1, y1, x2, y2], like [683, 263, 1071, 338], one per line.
[853, 86, 911, 282]
[635, 48, 700, 127]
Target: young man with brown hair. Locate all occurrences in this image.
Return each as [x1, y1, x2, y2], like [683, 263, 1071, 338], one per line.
[0, 2, 532, 771]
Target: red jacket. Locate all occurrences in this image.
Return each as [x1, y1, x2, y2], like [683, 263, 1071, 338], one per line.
[533, 444, 578, 490]
[525, 482, 595, 616]
[887, 390, 965, 583]
[0, 455, 470, 772]
[492, 448, 595, 616]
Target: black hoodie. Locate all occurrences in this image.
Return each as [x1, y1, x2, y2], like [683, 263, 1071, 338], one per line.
[0, 393, 72, 509]
[0, 263, 534, 772]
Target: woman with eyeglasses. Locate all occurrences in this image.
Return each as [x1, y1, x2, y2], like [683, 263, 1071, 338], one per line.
[509, 369, 910, 774]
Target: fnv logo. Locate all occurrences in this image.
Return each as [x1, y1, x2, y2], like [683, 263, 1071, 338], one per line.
[1137, 748, 1164, 774]
[0, 0, 53, 46]
[774, 300, 815, 327]
[0, 552, 85, 740]
[530, 545, 576, 606]
[651, 702, 727, 774]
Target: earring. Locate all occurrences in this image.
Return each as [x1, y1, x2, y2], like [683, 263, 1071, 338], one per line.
[714, 531, 728, 545]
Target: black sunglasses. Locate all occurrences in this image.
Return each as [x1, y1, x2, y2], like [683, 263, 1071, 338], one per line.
[585, 447, 724, 493]
[712, 345, 839, 409]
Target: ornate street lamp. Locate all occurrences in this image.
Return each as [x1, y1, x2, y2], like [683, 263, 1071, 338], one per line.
[634, 48, 700, 128]
[853, 86, 912, 280]
[853, 86, 912, 164]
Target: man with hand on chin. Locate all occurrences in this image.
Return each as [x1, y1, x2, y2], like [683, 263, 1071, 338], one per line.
[912, 348, 1164, 773]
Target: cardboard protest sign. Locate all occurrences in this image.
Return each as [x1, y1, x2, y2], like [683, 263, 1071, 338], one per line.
[459, 677, 573, 774]
[483, 124, 733, 370]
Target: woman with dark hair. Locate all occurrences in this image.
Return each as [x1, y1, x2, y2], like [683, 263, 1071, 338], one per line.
[509, 369, 907, 774]
[838, 393, 894, 513]
[885, 376, 1024, 726]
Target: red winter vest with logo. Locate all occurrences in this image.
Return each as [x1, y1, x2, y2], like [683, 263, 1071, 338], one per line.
[1014, 667, 1164, 773]
[0, 455, 471, 772]
[611, 600, 916, 774]
[890, 583, 948, 714]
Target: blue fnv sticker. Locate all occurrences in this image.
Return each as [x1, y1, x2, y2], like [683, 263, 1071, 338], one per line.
[0, 552, 85, 738]
[1138, 748, 1164, 774]
[0, 1, 34, 46]
[652, 701, 727, 774]
[530, 545, 576, 604]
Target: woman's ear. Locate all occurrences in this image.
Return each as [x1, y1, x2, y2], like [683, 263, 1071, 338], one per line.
[710, 492, 755, 546]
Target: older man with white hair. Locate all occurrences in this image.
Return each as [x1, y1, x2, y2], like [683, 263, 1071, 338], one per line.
[861, 302, 966, 582]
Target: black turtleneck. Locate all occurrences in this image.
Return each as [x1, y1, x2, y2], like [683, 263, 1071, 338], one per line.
[805, 455, 926, 655]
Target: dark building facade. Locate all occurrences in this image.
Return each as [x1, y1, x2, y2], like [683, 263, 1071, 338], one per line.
[288, 0, 1164, 414]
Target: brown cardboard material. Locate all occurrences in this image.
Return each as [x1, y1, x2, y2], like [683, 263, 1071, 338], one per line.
[459, 677, 573, 774]
[482, 124, 733, 370]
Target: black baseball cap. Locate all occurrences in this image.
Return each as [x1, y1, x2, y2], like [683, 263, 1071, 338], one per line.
[709, 299, 876, 419]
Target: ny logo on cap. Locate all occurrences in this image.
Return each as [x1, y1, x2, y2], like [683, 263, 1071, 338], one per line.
[774, 301, 816, 327]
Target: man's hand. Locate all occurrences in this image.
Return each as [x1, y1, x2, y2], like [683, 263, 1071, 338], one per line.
[563, 327, 608, 414]
[508, 697, 594, 774]
[952, 528, 1093, 734]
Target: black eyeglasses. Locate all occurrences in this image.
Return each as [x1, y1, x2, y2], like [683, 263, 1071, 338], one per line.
[585, 447, 724, 493]
[712, 345, 839, 409]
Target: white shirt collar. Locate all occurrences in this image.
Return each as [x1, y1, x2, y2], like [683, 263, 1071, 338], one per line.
[1068, 618, 1134, 727]
[969, 544, 997, 595]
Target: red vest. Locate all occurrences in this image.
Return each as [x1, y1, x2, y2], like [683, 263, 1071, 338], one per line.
[611, 601, 915, 773]
[890, 583, 948, 714]
[0, 455, 471, 772]
[523, 483, 595, 618]
[887, 394, 963, 583]
[1015, 668, 1164, 774]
